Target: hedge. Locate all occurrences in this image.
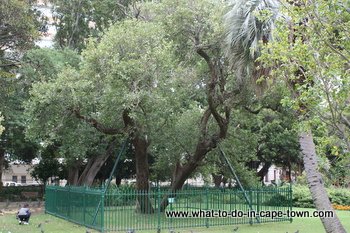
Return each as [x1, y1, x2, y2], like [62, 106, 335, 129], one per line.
[0, 185, 44, 202]
[292, 185, 350, 208]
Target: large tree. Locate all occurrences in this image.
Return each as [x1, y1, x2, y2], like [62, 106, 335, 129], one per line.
[137, 0, 249, 211]
[25, 19, 181, 213]
[0, 0, 41, 189]
[225, 0, 348, 232]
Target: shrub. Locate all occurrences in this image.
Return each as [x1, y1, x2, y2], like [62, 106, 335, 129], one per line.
[0, 185, 44, 202]
[264, 193, 290, 207]
[292, 185, 350, 208]
[292, 185, 314, 208]
[328, 188, 350, 206]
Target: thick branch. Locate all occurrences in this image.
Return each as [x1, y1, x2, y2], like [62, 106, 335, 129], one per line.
[195, 40, 228, 137]
[200, 108, 211, 136]
[0, 62, 21, 67]
[73, 108, 123, 135]
[340, 114, 350, 130]
[244, 106, 263, 114]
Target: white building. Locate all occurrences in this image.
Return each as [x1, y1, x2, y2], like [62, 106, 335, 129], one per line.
[262, 164, 283, 185]
[2, 164, 40, 186]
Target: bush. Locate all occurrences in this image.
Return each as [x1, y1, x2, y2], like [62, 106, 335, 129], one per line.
[292, 185, 350, 208]
[264, 193, 290, 207]
[0, 185, 44, 202]
[292, 185, 314, 208]
[328, 188, 350, 206]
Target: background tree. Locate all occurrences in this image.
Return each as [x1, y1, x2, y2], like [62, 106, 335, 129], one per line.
[21, 48, 109, 186]
[0, 0, 43, 189]
[0, 0, 39, 68]
[225, 0, 348, 232]
[52, 0, 136, 51]
[30, 144, 65, 185]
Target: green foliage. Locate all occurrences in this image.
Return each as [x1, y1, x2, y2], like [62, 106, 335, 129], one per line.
[20, 48, 80, 83]
[22, 48, 95, 167]
[0, 0, 39, 52]
[143, 0, 225, 60]
[258, 0, 350, 187]
[31, 158, 63, 184]
[25, 19, 183, 183]
[0, 185, 44, 201]
[213, 85, 301, 185]
[0, 66, 39, 163]
[264, 193, 290, 207]
[328, 188, 350, 206]
[292, 185, 350, 208]
[52, 0, 134, 51]
[0, 0, 42, 165]
[292, 185, 315, 208]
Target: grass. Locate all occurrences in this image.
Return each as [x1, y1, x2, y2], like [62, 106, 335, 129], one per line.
[0, 212, 99, 233]
[0, 208, 349, 233]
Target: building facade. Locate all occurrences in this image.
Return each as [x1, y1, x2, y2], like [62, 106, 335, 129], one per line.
[2, 164, 40, 186]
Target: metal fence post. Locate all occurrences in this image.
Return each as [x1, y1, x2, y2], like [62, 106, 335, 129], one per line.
[101, 191, 105, 233]
[83, 186, 86, 225]
[54, 187, 57, 215]
[67, 186, 70, 219]
[289, 185, 293, 223]
[249, 189, 253, 225]
[157, 185, 161, 233]
[257, 190, 260, 214]
[44, 186, 47, 214]
[205, 186, 209, 228]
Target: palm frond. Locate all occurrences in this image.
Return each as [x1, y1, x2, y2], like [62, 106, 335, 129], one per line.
[224, 0, 280, 81]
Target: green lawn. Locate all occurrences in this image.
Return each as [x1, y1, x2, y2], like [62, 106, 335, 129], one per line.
[0, 209, 349, 233]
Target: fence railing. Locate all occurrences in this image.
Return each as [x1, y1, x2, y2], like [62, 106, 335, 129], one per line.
[45, 185, 292, 232]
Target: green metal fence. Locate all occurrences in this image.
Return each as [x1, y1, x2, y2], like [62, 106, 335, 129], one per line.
[45, 185, 292, 232]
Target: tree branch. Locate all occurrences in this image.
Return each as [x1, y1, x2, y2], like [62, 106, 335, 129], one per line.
[200, 108, 211, 137]
[195, 36, 228, 137]
[340, 114, 350, 130]
[72, 108, 123, 135]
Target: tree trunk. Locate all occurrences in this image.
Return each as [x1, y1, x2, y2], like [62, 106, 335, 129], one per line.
[67, 160, 81, 185]
[115, 177, 122, 186]
[288, 163, 292, 182]
[257, 162, 271, 182]
[77, 155, 109, 186]
[299, 132, 346, 233]
[212, 173, 223, 187]
[132, 134, 154, 214]
[0, 148, 4, 190]
[160, 139, 214, 211]
[77, 139, 117, 186]
[122, 108, 154, 213]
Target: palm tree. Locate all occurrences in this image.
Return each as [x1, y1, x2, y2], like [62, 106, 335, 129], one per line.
[224, 0, 279, 82]
[224, 1, 347, 232]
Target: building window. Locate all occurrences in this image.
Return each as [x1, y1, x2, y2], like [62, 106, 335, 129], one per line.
[21, 176, 26, 184]
[264, 174, 269, 182]
[12, 176, 17, 183]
